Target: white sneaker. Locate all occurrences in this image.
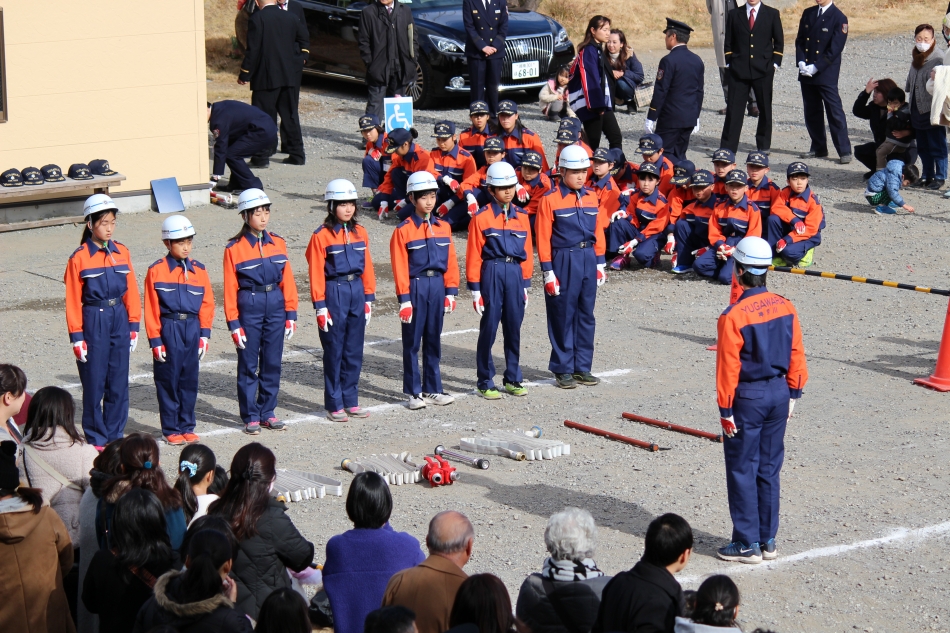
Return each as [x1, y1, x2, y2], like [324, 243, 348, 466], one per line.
[407, 394, 427, 410]
[422, 392, 455, 406]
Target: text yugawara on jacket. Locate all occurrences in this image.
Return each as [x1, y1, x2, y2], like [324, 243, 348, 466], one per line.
[775, 185, 825, 241]
[144, 255, 216, 348]
[716, 286, 808, 417]
[305, 223, 377, 310]
[466, 202, 534, 291]
[709, 195, 763, 248]
[223, 231, 299, 331]
[795, 2, 848, 86]
[390, 214, 461, 302]
[65, 239, 141, 342]
[535, 183, 608, 270]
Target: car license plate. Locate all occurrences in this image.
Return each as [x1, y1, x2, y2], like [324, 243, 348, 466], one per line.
[511, 61, 539, 80]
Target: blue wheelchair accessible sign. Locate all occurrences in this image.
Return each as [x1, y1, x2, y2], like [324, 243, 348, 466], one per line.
[384, 97, 414, 133]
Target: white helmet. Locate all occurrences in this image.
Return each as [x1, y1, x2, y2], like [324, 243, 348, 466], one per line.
[161, 215, 196, 241]
[237, 188, 271, 213]
[325, 179, 359, 202]
[83, 193, 118, 218]
[733, 236, 773, 274]
[486, 162, 518, 187]
[406, 171, 438, 194]
[559, 145, 591, 170]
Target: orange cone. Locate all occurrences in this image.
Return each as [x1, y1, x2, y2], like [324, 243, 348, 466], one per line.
[914, 298, 950, 392]
[708, 277, 743, 351]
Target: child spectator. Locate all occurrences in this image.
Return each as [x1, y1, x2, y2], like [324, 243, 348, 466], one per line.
[588, 148, 626, 224]
[360, 114, 389, 195]
[674, 575, 741, 632]
[608, 163, 669, 270]
[877, 87, 914, 168]
[516, 150, 553, 238]
[769, 162, 827, 267]
[449, 574, 516, 633]
[710, 149, 737, 200]
[637, 135, 675, 196]
[672, 170, 717, 274]
[255, 587, 312, 633]
[173, 443, 218, 525]
[459, 101, 492, 169]
[375, 128, 439, 221]
[540, 66, 576, 121]
[865, 159, 919, 215]
[430, 121, 478, 211]
[694, 169, 763, 285]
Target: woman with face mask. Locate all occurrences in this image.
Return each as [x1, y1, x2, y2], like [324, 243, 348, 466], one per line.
[906, 24, 947, 190]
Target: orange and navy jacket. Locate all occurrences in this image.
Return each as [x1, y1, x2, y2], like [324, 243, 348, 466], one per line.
[708, 195, 763, 249]
[65, 239, 141, 343]
[144, 255, 215, 348]
[460, 164, 489, 199]
[377, 143, 439, 196]
[667, 185, 696, 225]
[621, 187, 669, 242]
[389, 213, 460, 303]
[498, 128, 549, 171]
[305, 222, 376, 311]
[516, 169, 554, 216]
[465, 202, 534, 291]
[680, 194, 717, 232]
[613, 160, 641, 192]
[774, 186, 826, 242]
[716, 286, 808, 417]
[746, 176, 789, 219]
[431, 144, 477, 198]
[712, 175, 729, 201]
[364, 132, 388, 160]
[535, 183, 608, 271]
[653, 155, 676, 197]
[223, 230, 298, 330]
[459, 124, 491, 167]
[587, 173, 625, 224]
[553, 140, 593, 171]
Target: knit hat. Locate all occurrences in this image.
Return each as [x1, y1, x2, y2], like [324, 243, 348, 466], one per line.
[0, 441, 20, 490]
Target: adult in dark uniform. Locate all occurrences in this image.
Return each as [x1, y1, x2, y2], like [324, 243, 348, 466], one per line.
[239, 0, 309, 166]
[463, 0, 509, 117]
[277, 0, 309, 156]
[208, 100, 278, 192]
[795, 0, 852, 163]
[358, 0, 419, 122]
[720, 0, 783, 153]
[645, 19, 705, 161]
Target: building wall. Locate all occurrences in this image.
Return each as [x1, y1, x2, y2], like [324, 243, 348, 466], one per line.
[0, 0, 208, 196]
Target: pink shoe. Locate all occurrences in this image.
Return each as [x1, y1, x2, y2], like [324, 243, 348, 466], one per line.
[609, 255, 629, 270]
[345, 406, 370, 419]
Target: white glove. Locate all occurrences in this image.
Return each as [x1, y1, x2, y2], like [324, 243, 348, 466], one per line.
[444, 295, 456, 314]
[152, 346, 167, 363]
[804, 64, 817, 76]
[610, 209, 628, 222]
[129, 332, 138, 353]
[284, 320, 296, 340]
[231, 328, 247, 350]
[441, 175, 460, 192]
[664, 233, 675, 255]
[72, 341, 88, 363]
[523, 288, 529, 305]
[436, 199, 456, 217]
[798, 61, 806, 73]
[393, 199, 408, 215]
[378, 201, 389, 220]
[543, 270, 560, 296]
[198, 337, 209, 361]
[692, 120, 701, 134]
[721, 416, 737, 438]
[620, 239, 638, 255]
[788, 398, 797, 421]
[515, 183, 530, 204]
[466, 193, 479, 216]
[365, 302, 372, 326]
[472, 290, 485, 316]
[316, 308, 332, 332]
[399, 301, 413, 324]
[596, 263, 607, 287]
[774, 63, 779, 70]
[644, 119, 656, 134]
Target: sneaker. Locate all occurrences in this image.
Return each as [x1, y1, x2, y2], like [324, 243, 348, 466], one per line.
[182, 432, 200, 444]
[327, 410, 349, 422]
[164, 434, 186, 446]
[838, 153, 852, 165]
[671, 264, 692, 274]
[943, 189, 950, 199]
[772, 256, 788, 266]
[554, 373, 577, 389]
[609, 255, 628, 271]
[572, 371, 601, 386]
[927, 179, 945, 190]
[798, 248, 814, 268]
[407, 394, 427, 410]
[874, 204, 896, 215]
[477, 388, 502, 400]
[244, 421, 261, 435]
[504, 381, 528, 396]
[761, 538, 778, 560]
[262, 417, 286, 431]
[345, 406, 370, 419]
[423, 392, 455, 406]
[717, 541, 763, 564]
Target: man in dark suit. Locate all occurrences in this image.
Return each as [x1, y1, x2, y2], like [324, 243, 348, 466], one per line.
[208, 100, 279, 191]
[720, 0, 783, 153]
[358, 0, 419, 122]
[277, 0, 309, 156]
[795, 0, 852, 163]
[463, 0, 509, 117]
[644, 19, 705, 161]
[239, 0, 309, 165]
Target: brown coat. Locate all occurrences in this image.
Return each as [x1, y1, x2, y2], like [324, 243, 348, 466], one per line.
[0, 498, 76, 633]
[382, 555, 468, 633]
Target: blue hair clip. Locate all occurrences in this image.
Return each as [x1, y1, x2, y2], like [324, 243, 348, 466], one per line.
[180, 460, 198, 478]
[143, 461, 153, 470]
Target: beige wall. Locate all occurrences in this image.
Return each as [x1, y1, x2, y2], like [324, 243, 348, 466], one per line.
[0, 0, 208, 193]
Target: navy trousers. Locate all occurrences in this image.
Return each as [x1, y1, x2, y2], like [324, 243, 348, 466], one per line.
[362, 155, 385, 189]
[226, 128, 274, 190]
[402, 275, 446, 395]
[236, 289, 286, 423]
[476, 261, 526, 391]
[801, 83, 851, 157]
[656, 126, 692, 161]
[544, 247, 597, 374]
[766, 215, 821, 265]
[469, 56, 503, 116]
[724, 376, 790, 546]
[318, 278, 366, 412]
[673, 220, 709, 269]
[694, 236, 742, 285]
[153, 317, 200, 436]
[77, 303, 130, 446]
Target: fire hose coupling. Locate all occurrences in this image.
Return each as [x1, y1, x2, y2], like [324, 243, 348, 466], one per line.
[421, 455, 460, 486]
[435, 445, 490, 469]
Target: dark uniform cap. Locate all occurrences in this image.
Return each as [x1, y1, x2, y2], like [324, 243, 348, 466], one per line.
[637, 162, 661, 177]
[1, 169, 23, 187]
[521, 151, 543, 170]
[358, 114, 381, 131]
[663, 18, 695, 34]
[670, 160, 696, 186]
[712, 148, 736, 164]
[745, 151, 769, 168]
[41, 164, 66, 182]
[556, 128, 578, 144]
[21, 167, 44, 185]
[724, 169, 749, 185]
[497, 100, 518, 115]
[592, 148, 612, 163]
[432, 121, 456, 138]
[386, 128, 413, 152]
[558, 117, 582, 132]
[638, 134, 663, 156]
[690, 170, 714, 187]
[483, 136, 506, 153]
[787, 161, 810, 176]
[68, 163, 94, 180]
[469, 100, 490, 115]
[89, 159, 117, 176]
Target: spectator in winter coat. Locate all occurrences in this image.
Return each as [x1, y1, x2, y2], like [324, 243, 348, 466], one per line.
[673, 575, 742, 633]
[905, 24, 946, 189]
[450, 574, 517, 633]
[358, 0, 419, 122]
[540, 66, 576, 121]
[865, 160, 919, 215]
[568, 16, 622, 150]
[516, 508, 611, 633]
[851, 78, 916, 178]
[876, 87, 914, 168]
[606, 29, 645, 113]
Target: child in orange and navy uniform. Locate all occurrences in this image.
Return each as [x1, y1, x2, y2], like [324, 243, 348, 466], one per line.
[608, 162, 669, 269]
[768, 162, 826, 267]
[359, 114, 389, 196]
[694, 169, 763, 284]
[516, 150, 553, 240]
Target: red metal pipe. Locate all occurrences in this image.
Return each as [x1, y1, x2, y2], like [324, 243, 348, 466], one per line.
[622, 412, 723, 443]
[563, 420, 659, 451]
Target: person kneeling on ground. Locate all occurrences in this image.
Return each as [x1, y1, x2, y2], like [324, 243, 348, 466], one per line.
[865, 159, 918, 215]
[674, 575, 742, 633]
[768, 162, 826, 267]
[608, 162, 670, 270]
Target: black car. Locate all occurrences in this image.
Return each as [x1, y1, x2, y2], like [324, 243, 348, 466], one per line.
[237, 0, 574, 108]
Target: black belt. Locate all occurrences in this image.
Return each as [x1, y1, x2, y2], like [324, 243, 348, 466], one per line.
[327, 273, 358, 282]
[417, 270, 443, 277]
[160, 312, 195, 321]
[490, 256, 520, 263]
[554, 242, 591, 250]
[84, 297, 123, 307]
[242, 284, 277, 292]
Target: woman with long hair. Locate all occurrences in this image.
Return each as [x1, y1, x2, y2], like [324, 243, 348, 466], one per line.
[0, 439, 75, 633]
[305, 179, 377, 423]
[674, 574, 741, 632]
[208, 442, 314, 620]
[606, 29, 645, 113]
[83, 488, 177, 633]
[906, 24, 947, 189]
[0, 363, 28, 427]
[173, 443, 218, 525]
[64, 194, 141, 449]
[567, 16, 623, 151]
[97, 432, 185, 551]
[450, 573, 516, 633]
[255, 587, 312, 633]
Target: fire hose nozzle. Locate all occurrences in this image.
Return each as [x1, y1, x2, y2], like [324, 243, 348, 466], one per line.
[435, 445, 491, 469]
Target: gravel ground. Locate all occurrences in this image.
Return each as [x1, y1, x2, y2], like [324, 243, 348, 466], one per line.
[3, 35, 950, 633]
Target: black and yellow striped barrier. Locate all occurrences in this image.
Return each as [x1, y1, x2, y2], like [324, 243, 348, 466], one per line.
[769, 266, 950, 297]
